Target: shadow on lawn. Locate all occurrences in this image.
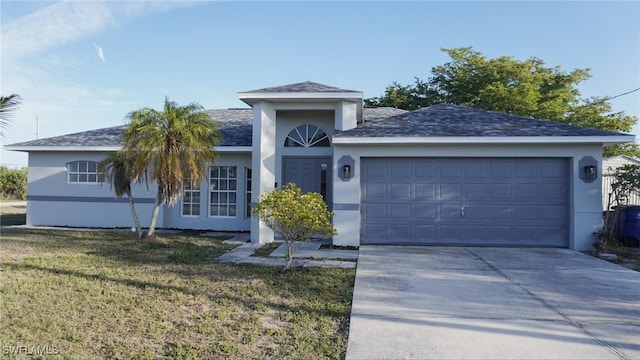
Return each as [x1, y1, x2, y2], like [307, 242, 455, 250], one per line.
[1, 261, 351, 319]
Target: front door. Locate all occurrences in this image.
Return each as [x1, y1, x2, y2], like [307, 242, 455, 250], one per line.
[283, 157, 332, 207]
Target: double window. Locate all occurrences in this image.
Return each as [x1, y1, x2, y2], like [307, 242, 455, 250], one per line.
[181, 166, 251, 218]
[182, 180, 200, 216]
[67, 161, 104, 184]
[209, 166, 237, 217]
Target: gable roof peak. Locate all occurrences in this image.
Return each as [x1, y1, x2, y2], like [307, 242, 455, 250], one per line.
[242, 81, 359, 94]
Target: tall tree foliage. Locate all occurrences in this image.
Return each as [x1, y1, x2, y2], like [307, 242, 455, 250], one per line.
[99, 151, 143, 239]
[0, 94, 22, 137]
[365, 47, 637, 156]
[123, 98, 221, 237]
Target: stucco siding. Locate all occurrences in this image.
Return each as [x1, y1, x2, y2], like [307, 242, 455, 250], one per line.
[26, 151, 160, 227]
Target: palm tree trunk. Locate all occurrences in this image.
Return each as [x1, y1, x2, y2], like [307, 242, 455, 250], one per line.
[127, 192, 143, 239]
[147, 189, 162, 237]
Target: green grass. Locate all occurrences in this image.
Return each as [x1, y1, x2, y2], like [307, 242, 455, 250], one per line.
[252, 242, 282, 257]
[0, 213, 26, 226]
[0, 229, 355, 359]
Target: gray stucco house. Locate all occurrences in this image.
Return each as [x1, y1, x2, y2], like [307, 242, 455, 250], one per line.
[5, 81, 635, 251]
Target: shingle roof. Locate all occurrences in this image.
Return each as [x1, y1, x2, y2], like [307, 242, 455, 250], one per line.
[7, 109, 255, 148]
[243, 81, 359, 93]
[6, 104, 628, 149]
[335, 104, 627, 137]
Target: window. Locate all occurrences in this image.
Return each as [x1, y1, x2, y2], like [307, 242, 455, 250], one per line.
[210, 166, 237, 217]
[284, 124, 330, 147]
[182, 179, 200, 216]
[67, 161, 104, 184]
[245, 168, 252, 218]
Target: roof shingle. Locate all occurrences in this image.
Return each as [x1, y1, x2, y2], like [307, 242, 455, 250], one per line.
[242, 81, 359, 93]
[335, 104, 626, 137]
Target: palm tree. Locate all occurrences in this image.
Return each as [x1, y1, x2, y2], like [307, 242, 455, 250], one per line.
[99, 150, 143, 239]
[123, 98, 221, 237]
[0, 94, 22, 137]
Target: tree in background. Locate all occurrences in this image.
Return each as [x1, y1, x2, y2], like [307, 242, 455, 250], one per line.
[365, 47, 638, 157]
[0, 167, 27, 200]
[99, 151, 143, 239]
[253, 183, 337, 271]
[123, 98, 221, 238]
[0, 94, 22, 138]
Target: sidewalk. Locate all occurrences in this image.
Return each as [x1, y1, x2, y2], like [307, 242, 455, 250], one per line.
[216, 236, 358, 269]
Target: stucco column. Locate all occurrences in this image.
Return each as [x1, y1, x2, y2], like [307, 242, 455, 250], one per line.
[250, 102, 276, 243]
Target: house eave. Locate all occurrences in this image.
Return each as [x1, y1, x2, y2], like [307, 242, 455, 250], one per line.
[4, 145, 253, 153]
[332, 135, 636, 146]
[238, 92, 363, 106]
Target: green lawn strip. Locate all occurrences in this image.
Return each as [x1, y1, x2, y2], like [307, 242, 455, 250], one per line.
[251, 242, 282, 257]
[0, 229, 355, 359]
[0, 213, 26, 226]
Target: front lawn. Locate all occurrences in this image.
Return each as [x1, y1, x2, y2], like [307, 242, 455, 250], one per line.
[0, 229, 355, 359]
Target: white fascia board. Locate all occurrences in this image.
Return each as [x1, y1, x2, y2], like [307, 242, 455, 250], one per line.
[214, 146, 252, 152]
[332, 135, 636, 145]
[4, 145, 253, 153]
[3, 145, 122, 152]
[238, 92, 363, 105]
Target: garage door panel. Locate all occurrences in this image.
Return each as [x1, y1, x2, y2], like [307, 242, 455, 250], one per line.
[440, 184, 462, 200]
[466, 183, 490, 200]
[440, 163, 463, 178]
[415, 205, 435, 219]
[465, 163, 487, 178]
[490, 205, 512, 219]
[462, 205, 488, 221]
[540, 184, 564, 199]
[415, 184, 436, 199]
[391, 183, 411, 199]
[514, 184, 538, 199]
[364, 183, 388, 199]
[490, 184, 512, 199]
[438, 226, 462, 240]
[391, 162, 412, 177]
[515, 163, 538, 178]
[390, 204, 411, 219]
[461, 226, 486, 240]
[363, 203, 387, 219]
[389, 224, 411, 239]
[491, 163, 513, 177]
[361, 158, 568, 247]
[415, 225, 435, 239]
[415, 162, 436, 178]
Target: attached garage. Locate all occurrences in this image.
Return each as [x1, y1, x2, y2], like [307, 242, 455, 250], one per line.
[360, 157, 569, 246]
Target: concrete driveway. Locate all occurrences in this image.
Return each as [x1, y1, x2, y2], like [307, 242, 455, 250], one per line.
[346, 247, 640, 359]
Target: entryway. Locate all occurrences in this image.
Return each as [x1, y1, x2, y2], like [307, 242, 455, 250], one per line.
[283, 156, 332, 206]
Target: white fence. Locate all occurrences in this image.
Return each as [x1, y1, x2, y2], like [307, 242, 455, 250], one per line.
[602, 173, 640, 210]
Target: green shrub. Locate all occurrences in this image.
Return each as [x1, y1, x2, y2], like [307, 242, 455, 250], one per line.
[0, 166, 27, 200]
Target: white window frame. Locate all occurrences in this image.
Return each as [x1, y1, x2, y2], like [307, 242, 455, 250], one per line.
[209, 166, 237, 218]
[181, 179, 201, 217]
[284, 124, 330, 147]
[245, 167, 252, 218]
[67, 161, 104, 184]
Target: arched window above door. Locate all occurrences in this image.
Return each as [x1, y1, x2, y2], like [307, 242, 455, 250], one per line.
[284, 124, 330, 147]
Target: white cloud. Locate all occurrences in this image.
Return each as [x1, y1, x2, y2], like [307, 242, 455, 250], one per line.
[94, 44, 106, 62]
[1, 1, 196, 61]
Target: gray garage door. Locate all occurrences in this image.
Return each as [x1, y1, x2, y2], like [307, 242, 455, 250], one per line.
[361, 158, 568, 246]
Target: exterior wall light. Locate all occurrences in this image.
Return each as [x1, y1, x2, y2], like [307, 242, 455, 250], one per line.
[343, 164, 351, 179]
[584, 165, 597, 180]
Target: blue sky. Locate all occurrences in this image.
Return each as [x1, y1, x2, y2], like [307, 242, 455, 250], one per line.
[2, 1, 639, 167]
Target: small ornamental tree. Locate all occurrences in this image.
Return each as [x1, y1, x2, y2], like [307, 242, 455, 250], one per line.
[600, 164, 640, 250]
[253, 183, 337, 270]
